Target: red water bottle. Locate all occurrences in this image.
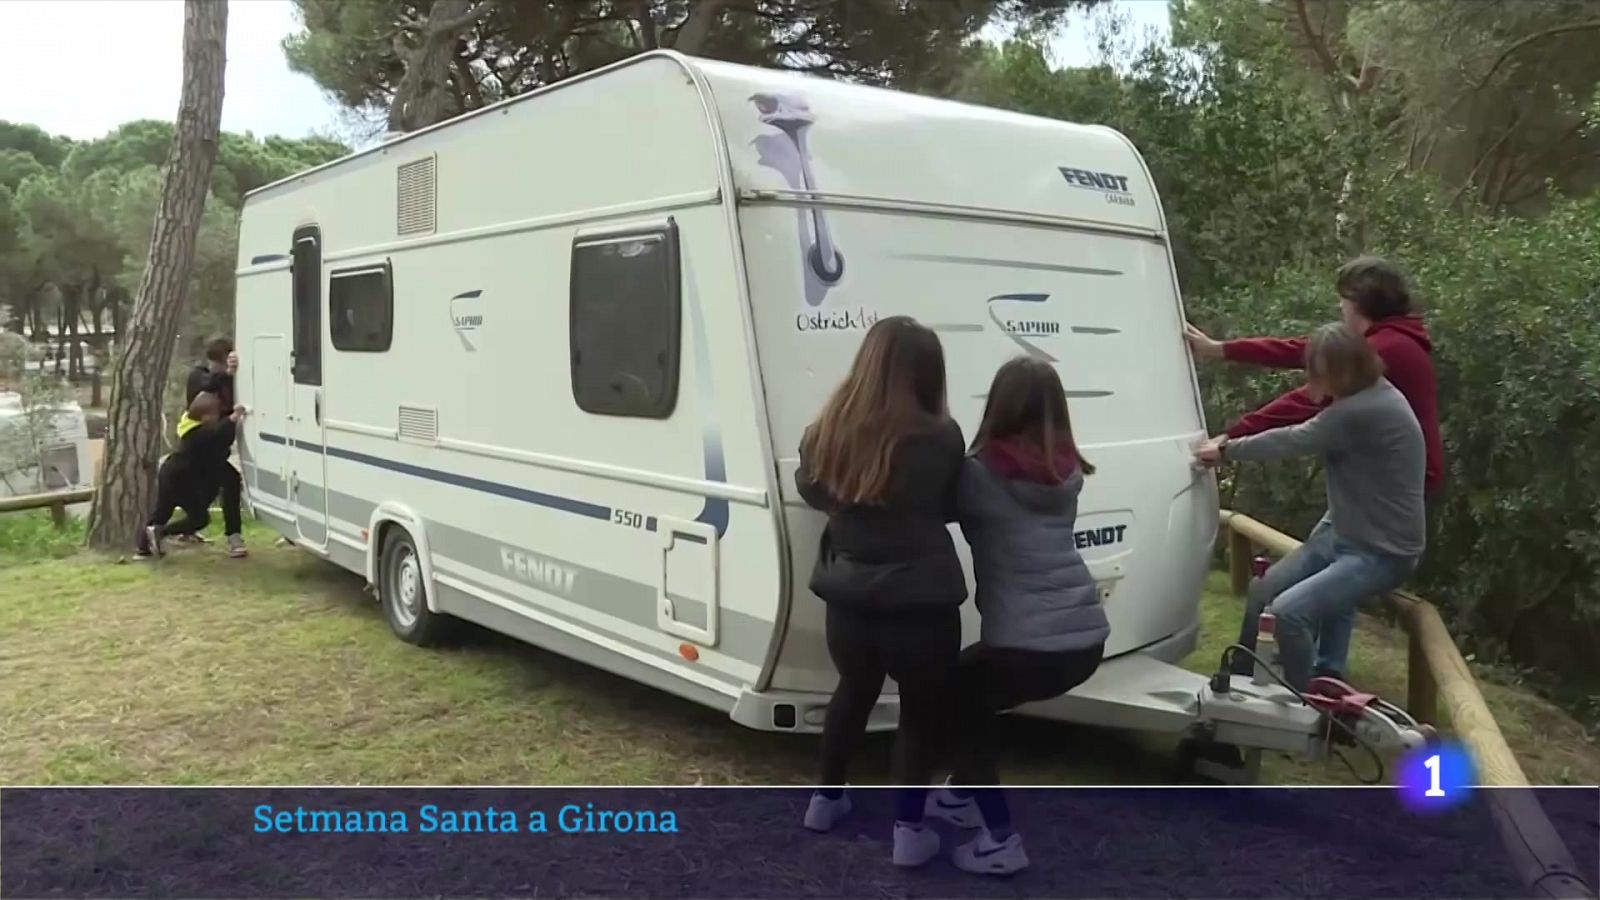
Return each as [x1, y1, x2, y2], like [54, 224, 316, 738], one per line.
[1251, 555, 1278, 686]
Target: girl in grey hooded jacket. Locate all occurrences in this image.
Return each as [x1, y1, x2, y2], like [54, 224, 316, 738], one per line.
[927, 357, 1109, 876]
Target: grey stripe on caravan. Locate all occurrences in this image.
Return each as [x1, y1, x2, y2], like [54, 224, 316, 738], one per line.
[280, 481, 780, 670]
[433, 566, 742, 684]
[890, 253, 1123, 277]
[251, 468, 844, 675]
[242, 463, 286, 501]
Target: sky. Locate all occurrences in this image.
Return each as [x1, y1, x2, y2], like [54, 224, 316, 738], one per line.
[0, 0, 1173, 146]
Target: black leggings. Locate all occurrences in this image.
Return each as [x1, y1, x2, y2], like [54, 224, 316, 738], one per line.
[144, 482, 211, 544]
[817, 603, 961, 822]
[141, 463, 242, 547]
[217, 462, 242, 536]
[951, 641, 1105, 833]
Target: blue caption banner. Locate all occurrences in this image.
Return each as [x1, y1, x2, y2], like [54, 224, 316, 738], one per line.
[2, 787, 1596, 898]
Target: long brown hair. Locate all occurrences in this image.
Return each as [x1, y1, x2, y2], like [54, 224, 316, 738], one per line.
[971, 356, 1094, 477]
[799, 316, 949, 505]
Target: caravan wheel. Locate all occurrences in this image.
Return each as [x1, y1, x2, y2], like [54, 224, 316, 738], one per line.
[379, 528, 453, 646]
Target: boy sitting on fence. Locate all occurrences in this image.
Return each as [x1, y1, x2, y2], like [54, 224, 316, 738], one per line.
[135, 392, 247, 559]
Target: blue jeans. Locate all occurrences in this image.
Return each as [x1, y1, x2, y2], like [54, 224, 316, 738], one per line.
[1234, 517, 1417, 690]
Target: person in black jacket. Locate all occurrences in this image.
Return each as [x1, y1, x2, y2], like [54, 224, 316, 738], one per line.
[795, 316, 967, 869]
[180, 337, 245, 555]
[185, 338, 235, 409]
[136, 392, 244, 558]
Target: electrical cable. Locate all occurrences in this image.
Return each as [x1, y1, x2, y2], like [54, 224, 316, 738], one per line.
[1215, 644, 1386, 785]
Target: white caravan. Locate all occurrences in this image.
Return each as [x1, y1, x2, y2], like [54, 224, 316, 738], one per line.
[235, 52, 1429, 778]
[0, 391, 92, 500]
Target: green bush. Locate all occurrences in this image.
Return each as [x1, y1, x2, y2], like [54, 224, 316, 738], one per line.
[0, 508, 86, 564]
[1195, 186, 1600, 678]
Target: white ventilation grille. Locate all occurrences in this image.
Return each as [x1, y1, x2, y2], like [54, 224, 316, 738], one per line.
[396, 156, 437, 236]
[397, 405, 439, 443]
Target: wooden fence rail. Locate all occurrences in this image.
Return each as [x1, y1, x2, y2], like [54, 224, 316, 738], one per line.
[1220, 508, 1594, 899]
[0, 487, 94, 528]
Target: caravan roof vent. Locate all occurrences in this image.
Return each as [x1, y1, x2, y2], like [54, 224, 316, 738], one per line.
[396, 155, 437, 237]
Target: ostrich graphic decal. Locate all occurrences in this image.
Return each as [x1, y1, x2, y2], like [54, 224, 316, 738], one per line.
[750, 92, 844, 307]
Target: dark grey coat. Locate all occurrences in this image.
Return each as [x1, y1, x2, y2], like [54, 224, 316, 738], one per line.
[956, 457, 1110, 652]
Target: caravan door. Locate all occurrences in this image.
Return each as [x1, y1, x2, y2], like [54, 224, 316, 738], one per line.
[248, 335, 289, 506]
[289, 225, 330, 547]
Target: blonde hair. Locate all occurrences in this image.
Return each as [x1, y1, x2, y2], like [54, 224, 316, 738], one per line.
[1305, 322, 1384, 398]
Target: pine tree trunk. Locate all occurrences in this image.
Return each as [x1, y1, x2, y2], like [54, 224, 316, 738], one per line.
[86, 0, 227, 551]
[388, 0, 482, 132]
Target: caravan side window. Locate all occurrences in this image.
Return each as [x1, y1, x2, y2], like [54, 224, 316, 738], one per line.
[569, 220, 682, 419]
[291, 225, 322, 385]
[329, 262, 394, 352]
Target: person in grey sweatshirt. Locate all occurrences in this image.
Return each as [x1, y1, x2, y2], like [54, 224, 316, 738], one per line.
[1194, 322, 1426, 692]
[923, 357, 1110, 876]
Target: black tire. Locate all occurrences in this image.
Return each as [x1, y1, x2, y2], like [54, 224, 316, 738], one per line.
[379, 527, 453, 646]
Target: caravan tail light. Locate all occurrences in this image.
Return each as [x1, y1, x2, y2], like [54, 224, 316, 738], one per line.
[1258, 612, 1276, 636]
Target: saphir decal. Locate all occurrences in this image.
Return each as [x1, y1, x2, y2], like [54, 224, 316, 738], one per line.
[987, 293, 1061, 362]
[450, 289, 484, 351]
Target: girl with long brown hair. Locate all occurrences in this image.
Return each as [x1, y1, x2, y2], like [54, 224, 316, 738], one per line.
[794, 316, 966, 868]
[924, 356, 1109, 876]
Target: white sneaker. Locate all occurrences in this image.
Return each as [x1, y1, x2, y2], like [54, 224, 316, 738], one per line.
[892, 821, 941, 868]
[925, 788, 984, 829]
[954, 830, 1028, 875]
[802, 792, 851, 832]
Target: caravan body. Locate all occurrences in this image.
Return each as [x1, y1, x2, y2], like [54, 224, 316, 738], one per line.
[0, 392, 92, 500]
[234, 52, 1218, 734]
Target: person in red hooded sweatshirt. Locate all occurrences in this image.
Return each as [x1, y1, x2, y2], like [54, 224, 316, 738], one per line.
[1185, 256, 1443, 681]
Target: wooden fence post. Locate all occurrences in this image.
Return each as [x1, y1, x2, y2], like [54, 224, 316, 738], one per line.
[49, 499, 67, 529]
[1406, 622, 1438, 725]
[1228, 527, 1253, 597]
[1220, 512, 1594, 899]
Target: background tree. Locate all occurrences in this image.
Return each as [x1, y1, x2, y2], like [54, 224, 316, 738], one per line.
[1172, 0, 1600, 217]
[285, 0, 1103, 134]
[0, 327, 76, 496]
[86, 0, 229, 550]
[0, 121, 345, 409]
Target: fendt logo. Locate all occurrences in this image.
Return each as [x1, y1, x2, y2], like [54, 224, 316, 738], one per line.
[1073, 524, 1128, 551]
[1059, 166, 1136, 207]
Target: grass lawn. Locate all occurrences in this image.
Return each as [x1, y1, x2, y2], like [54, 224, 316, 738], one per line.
[2, 512, 1597, 786]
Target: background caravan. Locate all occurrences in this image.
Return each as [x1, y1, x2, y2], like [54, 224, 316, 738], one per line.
[234, 51, 1235, 765]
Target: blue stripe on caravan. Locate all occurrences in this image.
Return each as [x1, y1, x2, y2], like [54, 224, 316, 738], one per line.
[259, 431, 612, 522]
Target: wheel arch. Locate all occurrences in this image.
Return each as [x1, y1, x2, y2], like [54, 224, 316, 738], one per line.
[365, 503, 440, 613]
